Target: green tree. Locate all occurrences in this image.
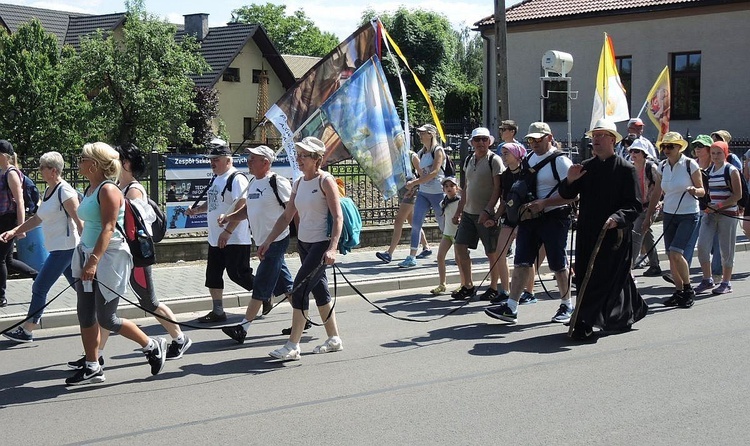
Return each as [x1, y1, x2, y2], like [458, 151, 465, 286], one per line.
[186, 86, 220, 147]
[0, 20, 91, 161]
[361, 8, 462, 128]
[231, 3, 339, 57]
[76, 0, 209, 149]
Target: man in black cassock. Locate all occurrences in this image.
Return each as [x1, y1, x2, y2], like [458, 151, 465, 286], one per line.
[558, 118, 648, 341]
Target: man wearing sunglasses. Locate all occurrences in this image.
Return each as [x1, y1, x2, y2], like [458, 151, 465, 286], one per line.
[496, 120, 520, 155]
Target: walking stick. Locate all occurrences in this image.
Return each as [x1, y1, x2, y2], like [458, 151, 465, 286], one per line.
[567, 224, 609, 336]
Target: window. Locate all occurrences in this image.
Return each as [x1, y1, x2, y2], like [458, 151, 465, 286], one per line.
[671, 52, 701, 120]
[244, 117, 256, 140]
[543, 79, 568, 122]
[252, 69, 266, 84]
[616, 56, 632, 110]
[223, 67, 240, 82]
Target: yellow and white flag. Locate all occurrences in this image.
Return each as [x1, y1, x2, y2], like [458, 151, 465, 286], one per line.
[645, 66, 671, 141]
[590, 33, 629, 129]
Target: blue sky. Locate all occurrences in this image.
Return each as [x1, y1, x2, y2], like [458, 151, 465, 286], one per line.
[5, 0, 520, 40]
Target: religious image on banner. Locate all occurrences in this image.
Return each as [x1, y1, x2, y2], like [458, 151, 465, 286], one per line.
[590, 33, 630, 129]
[320, 55, 409, 200]
[266, 21, 380, 169]
[646, 66, 671, 141]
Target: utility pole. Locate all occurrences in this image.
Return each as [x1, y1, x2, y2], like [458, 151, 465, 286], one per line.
[495, 0, 509, 123]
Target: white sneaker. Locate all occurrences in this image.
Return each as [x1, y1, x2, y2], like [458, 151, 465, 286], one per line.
[269, 343, 301, 361]
[312, 336, 343, 354]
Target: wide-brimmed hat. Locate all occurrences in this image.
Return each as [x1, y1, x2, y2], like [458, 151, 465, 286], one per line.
[656, 132, 689, 152]
[294, 136, 326, 155]
[0, 139, 14, 156]
[711, 130, 732, 143]
[245, 145, 275, 162]
[691, 134, 713, 148]
[586, 118, 623, 143]
[525, 122, 552, 139]
[628, 138, 650, 154]
[470, 127, 495, 145]
[416, 124, 437, 135]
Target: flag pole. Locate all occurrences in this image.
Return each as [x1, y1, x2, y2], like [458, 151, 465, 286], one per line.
[601, 33, 608, 120]
[635, 99, 649, 120]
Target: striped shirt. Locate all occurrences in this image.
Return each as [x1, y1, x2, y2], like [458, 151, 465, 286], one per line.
[707, 164, 739, 212]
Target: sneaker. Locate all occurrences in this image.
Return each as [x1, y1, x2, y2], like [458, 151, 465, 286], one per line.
[145, 337, 167, 376]
[312, 336, 343, 354]
[222, 325, 248, 344]
[262, 300, 273, 316]
[0, 296, 6, 307]
[430, 283, 447, 295]
[479, 288, 499, 302]
[490, 289, 510, 304]
[642, 265, 662, 277]
[678, 289, 695, 308]
[693, 278, 715, 294]
[451, 286, 476, 301]
[519, 291, 537, 305]
[196, 311, 227, 323]
[375, 251, 392, 264]
[166, 336, 193, 360]
[68, 355, 105, 370]
[281, 320, 313, 336]
[661, 273, 674, 285]
[551, 304, 573, 323]
[3, 326, 33, 343]
[65, 364, 105, 386]
[484, 303, 517, 323]
[415, 248, 433, 259]
[398, 256, 417, 268]
[711, 282, 732, 295]
[269, 343, 301, 361]
[663, 291, 681, 307]
[570, 323, 597, 342]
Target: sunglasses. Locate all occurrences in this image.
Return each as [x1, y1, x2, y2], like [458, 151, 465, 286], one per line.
[472, 136, 490, 142]
[500, 127, 514, 132]
[693, 143, 706, 149]
[526, 136, 545, 143]
[628, 149, 644, 155]
[661, 144, 677, 150]
[76, 156, 92, 163]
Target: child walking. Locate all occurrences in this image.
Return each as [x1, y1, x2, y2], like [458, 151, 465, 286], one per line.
[431, 177, 461, 294]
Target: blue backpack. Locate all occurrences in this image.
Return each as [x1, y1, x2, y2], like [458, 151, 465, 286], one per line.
[4, 167, 40, 214]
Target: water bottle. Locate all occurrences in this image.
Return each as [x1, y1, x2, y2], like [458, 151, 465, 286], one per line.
[137, 229, 153, 258]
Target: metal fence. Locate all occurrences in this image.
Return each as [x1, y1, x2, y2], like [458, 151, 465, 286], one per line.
[18, 136, 750, 227]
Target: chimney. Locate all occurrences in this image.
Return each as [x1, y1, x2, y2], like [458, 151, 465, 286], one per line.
[184, 13, 209, 41]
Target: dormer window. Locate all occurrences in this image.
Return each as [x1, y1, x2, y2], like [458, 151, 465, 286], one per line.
[223, 67, 240, 82]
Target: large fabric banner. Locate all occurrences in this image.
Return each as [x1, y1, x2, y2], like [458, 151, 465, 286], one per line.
[163, 154, 291, 234]
[265, 21, 380, 168]
[320, 56, 409, 200]
[646, 66, 671, 142]
[590, 33, 630, 129]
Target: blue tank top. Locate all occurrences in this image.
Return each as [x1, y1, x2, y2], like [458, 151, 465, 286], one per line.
[77, 182, 125, 248]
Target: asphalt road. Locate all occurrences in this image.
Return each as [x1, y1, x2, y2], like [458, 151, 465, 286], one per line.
[2, 253, 750, 445]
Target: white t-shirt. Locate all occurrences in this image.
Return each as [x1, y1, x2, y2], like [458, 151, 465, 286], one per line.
[35, 180, 80, 251]
[246, 173, 291, 243]
[527, 149, 572, 212]
[656, 155, 700, 215]
[207, 168, 251, 247]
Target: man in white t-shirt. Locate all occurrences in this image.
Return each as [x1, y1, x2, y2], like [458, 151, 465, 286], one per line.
[218, 145, 295, 343]
[186, 143, 252, 323]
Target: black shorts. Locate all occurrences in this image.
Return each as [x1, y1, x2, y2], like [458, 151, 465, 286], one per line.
[205, 244, 254, 291]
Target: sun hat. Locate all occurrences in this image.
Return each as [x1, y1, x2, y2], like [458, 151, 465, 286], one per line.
[416, 124, 437, 135]
[294, 136, 326, 155]
[691, 134, 713, 148]
[470, 127, 495, 145]
[711, 130, 732, 143]
[525, 122, 552, 139]
[656, 132, 688, 152]
[586, 118, 623, 143]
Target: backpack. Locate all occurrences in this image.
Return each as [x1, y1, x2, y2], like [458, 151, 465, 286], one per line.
[721, 164, 750, 210]
[123, 182, 167, 243]
[5, 167, 40, 214]
[420, 147, 454, 177]
[504, 152, 565, 227]
[96, 181, 156, 267]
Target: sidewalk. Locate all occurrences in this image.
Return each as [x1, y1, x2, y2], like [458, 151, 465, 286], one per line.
[1, 223, 747, 331]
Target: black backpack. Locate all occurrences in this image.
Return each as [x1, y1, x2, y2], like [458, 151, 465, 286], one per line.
[504, 152, 564, 227]
[123, 182, 167, 243]
[721, 164, 750, 210]
[420, 147, 454, 177]
[460, 151, 497, 189]
[263, 173, 297, 237]
[5, 167, 40, 214]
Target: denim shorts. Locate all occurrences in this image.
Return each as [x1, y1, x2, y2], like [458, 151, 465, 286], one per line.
[253, 236, 293, 300]
[455, 212, 500, 254]
[398, 185, 417, 205]
[514, 212, 570, 272]
[663, 212, 699, 255]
